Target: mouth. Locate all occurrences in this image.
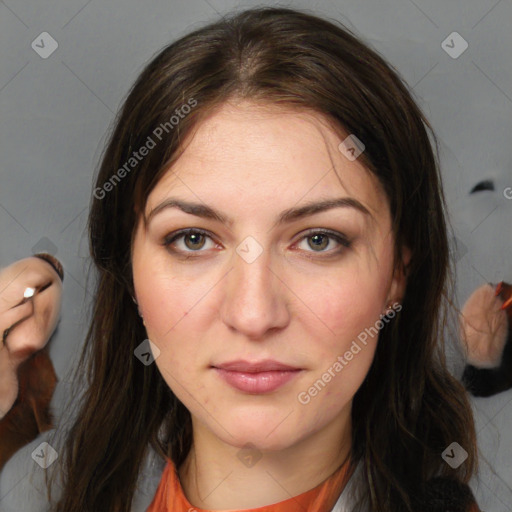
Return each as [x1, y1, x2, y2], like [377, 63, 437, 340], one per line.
[211, 360, 303, 393]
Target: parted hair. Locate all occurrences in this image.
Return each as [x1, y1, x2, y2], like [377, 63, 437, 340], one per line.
[46, 7, 477, 511]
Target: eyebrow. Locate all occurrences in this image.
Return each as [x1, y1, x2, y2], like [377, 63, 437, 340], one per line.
[146, 196, 372, 228]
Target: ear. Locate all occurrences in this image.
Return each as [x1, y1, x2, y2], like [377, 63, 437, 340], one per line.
[387, 245, 411, 305]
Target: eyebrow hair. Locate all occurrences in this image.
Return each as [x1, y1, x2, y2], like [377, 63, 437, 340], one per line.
[146, 196, 372, 228]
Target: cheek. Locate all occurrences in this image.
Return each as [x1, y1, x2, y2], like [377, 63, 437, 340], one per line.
[41, 288, 62, 330]
[293, 273, 386, 407]
[304, 270, 387, 346]
[134, 271, 215, 388]
[137, 274, 206, 340]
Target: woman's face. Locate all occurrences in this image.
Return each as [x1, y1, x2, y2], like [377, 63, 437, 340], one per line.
[132, 100, 410, 451]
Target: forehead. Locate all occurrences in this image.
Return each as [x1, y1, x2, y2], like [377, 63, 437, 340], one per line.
[145, 100, 388, 226]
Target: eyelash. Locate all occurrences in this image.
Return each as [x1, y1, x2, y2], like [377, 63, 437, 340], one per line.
[162, 228, 351, 259]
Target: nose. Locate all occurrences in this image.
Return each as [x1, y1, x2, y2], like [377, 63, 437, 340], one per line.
[220, 247, 290, 340]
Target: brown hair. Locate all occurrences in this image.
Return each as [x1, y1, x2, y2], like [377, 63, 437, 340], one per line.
[46, 6, 477, 511]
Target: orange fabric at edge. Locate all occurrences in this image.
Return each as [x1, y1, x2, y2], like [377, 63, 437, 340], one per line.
[146, 456, 353, 512]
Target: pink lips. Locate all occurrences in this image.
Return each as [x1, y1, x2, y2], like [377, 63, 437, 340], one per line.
[212, 360, 302, 393]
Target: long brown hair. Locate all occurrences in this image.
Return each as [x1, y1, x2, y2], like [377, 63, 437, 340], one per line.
[45, 6, 477, 511]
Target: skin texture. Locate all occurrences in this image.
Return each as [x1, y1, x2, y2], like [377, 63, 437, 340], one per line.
[459, 283, 509, 368]
[131, 100, 410, 509]
[0, 256, 62, 418]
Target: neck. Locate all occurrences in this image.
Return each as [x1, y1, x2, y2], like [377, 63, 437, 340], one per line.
[178, 405, 352, 510]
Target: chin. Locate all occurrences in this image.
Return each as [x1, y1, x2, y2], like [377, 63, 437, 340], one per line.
[228, 431, 298, 452]
[223, 414, 308, 451]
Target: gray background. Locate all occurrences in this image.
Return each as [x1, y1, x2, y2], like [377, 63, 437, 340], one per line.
[0, 0, 511, 510]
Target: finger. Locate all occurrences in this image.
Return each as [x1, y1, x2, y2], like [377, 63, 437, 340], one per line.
[0, 300, 35, 348]
[0, 269, 47, 311]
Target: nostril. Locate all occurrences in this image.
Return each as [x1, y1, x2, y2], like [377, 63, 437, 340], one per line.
[33, 253, 64, 283]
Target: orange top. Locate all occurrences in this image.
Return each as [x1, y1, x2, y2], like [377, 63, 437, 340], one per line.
[146, 457, 353, 512]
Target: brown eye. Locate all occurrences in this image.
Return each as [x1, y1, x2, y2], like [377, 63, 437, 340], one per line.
[163, 228, 215, 255]
[183, 232, 206, 250]
[163, 228, 351, 259]
[296, 230, 352, 256]
[307, 233, 330, 251]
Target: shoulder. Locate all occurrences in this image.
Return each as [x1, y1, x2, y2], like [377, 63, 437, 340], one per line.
[132, 446, 167, 511]
[328, 463, 482, 512]
[330, 461, 369, 512]
[0, 430, 56, 512]
[0, 430, 166, 512]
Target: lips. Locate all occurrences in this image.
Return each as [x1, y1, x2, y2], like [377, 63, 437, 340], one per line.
[212, 360, 303, 393]
[213, 359, 301, 372]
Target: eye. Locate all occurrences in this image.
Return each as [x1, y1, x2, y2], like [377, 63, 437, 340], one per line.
[163, 228, 216, 255]
[293, 229, 351, 257]
[162, 228, 351, 258]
